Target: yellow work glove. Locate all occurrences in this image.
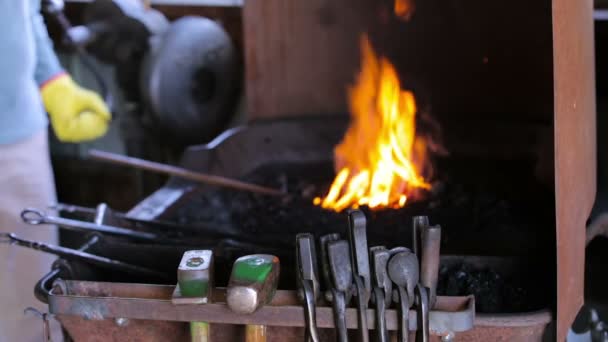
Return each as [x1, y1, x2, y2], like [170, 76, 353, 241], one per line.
[41, 74, 111, 143]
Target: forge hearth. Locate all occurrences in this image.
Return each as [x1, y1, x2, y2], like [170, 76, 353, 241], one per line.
[167, 162, 552, 314]
[37, 118, 560, 340]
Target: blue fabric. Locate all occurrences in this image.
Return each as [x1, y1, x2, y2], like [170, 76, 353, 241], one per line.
[0, 0, 64, 144]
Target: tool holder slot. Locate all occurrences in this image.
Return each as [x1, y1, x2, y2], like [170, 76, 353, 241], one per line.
[48, 280, 475, 335]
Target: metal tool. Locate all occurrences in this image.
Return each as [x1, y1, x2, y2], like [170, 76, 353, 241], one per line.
[0, 233, 169, 281]
[370, 246, 391, 342]
[89, 150, 285, 196]
[172, 250, 214, 342]
[227, 254, 280, 342]
[24, 307, 52, 342]
[296, 233, 321, 342]
[35, 235, 100, 303]
[387, 246, 409, 305]
[319, 233, 341, 301]
[414, 285, 430, 342]
[53, 202, 231, 235]
[21, 208, 157, 241]
[412, 216, 429, 259]
[327, 240, 353, 342]
[347, 210, 370, 342]
[420, 225, 441, 308]
[51, 202, 256, 244]
[388, 249, 420, 342]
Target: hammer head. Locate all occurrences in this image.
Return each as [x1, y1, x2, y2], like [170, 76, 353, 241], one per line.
[176, 250, 214, 303]
[227, 254, 280, 314]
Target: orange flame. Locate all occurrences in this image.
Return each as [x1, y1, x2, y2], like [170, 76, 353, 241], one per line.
[314, 35, 431, 212]
[394, 0, 415, 21]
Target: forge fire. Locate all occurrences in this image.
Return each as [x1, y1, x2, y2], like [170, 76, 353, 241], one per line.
[314, 36, 433, 212]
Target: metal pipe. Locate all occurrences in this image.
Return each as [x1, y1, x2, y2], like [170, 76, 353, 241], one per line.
[89, 150, 285, 197]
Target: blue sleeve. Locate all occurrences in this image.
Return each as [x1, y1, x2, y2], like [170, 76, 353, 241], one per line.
[30, 0, 64, 86]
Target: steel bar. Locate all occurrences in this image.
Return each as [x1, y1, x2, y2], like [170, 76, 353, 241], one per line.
[89, 149, 285, 196]
[420, 225, 441, 308]
[347, 210, 371, 342]
[48, 281, 476, 333]
[327, 240, 352, 342]
[370, 247, 391, 342]
[0, 233, 169, 281]
[52, 202, 246, 242]
[396, 286, 410, 342]
[372, 287, 388, 342]
[415, 285, 430, 342]
[53, 202, 224, 233]
[21, 209, 157, 241]
[296, 234, 321, 342]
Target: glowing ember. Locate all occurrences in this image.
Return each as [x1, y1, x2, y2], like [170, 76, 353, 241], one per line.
[314, 35, 432, 212]
[394, 0, 415, 21]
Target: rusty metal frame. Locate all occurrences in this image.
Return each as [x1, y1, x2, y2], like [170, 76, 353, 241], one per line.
[48, 280, 475, 335]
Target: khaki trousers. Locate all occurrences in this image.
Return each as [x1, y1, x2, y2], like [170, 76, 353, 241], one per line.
[0, 129, 62, 342]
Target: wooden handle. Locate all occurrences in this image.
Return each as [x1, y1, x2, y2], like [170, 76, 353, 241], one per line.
[246, 325, 266, 342]
[190, 322, 210, 342]
[88, 150, 285, 197]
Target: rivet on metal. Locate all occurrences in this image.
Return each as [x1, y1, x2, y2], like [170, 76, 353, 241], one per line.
[441, 332, 455, 341]
[115, 317, 130, 327]
[187, 257, 205, 267]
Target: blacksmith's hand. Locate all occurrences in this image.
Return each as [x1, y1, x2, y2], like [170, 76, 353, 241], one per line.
[41, 73, 111, 142]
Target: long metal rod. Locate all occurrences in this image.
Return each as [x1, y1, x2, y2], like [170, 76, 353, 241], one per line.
[51, 202, 239, 238]
[0, 233, 169, 281]
[373, 287, 389, 342]
[35, 235, 100, 303]
[89, 150, 285, 196]
[415, 285, 430, 342]
[331, 290, 348, 342]
[21, 209, 158, 241]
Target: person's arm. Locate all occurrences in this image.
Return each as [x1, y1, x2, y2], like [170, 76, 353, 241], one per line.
[30, 0, 111, 143]
[30, 0, 65, 86]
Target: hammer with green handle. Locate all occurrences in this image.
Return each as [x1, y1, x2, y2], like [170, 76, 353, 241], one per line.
[172, 250, 214, 342]
[226, 254, 280, 342]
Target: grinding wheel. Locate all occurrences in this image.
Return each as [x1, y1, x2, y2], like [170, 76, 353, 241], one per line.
[140, 17, 239, 145]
